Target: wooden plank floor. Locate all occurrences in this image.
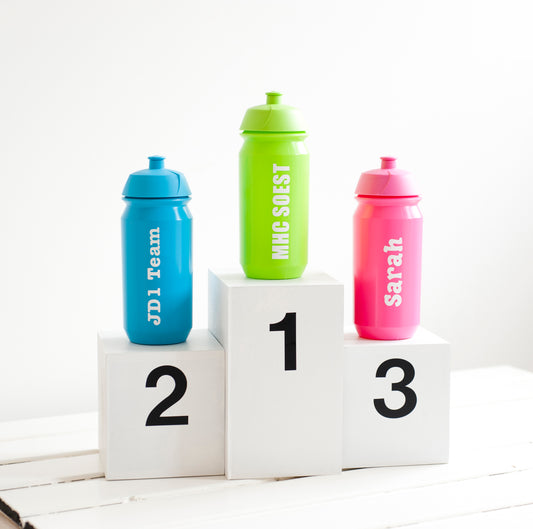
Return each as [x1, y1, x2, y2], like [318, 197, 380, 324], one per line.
[0, 366, 532, 528]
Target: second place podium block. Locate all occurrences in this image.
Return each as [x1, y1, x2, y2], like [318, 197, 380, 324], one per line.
[208, 270, 344, 479]
[98, 329, 225, 480]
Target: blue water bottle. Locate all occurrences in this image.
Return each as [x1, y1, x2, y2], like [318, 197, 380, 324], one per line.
[122, 156, 192, 345]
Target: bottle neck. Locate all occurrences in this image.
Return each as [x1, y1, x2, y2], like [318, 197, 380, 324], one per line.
[356, 195, 421, 204]
[123, 196, 191, 204]
[241, 131, 307, 138]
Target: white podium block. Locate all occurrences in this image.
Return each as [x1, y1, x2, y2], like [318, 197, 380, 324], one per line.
[343, 327, 450, 469]
[98, 329, 225, 480]
[208, 270, 344, 479]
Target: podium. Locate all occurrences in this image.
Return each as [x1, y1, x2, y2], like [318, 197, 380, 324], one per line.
[98, 272, 450, 480]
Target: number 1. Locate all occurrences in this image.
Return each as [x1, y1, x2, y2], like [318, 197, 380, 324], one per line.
[269, 312, 296, 371]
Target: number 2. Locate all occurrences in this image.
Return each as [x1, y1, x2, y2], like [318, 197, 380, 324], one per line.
[269, 312, 297, 371]
[374, 358, 417, 419]
[145, 365, 189, 426]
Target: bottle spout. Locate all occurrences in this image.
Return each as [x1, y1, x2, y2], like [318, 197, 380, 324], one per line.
[380, 157, 396, 169]
[266, 91, 283, 105]
[149, 156, 165, 169]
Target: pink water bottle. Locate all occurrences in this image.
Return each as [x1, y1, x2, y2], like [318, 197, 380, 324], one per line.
[353, 157, 422, 340]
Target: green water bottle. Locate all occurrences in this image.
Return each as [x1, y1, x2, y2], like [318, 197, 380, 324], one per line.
[240, 92, 309, 279]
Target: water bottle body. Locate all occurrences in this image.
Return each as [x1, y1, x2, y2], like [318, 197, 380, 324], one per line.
[122, 198, 192, 345]
[240, 132, 309, 279]
[353, 196, 422, 340]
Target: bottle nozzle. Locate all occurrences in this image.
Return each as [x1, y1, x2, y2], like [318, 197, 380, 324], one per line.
[380, 157, 396, 169]
[149, 156, 165, 169]
[266, 92, 283, 105]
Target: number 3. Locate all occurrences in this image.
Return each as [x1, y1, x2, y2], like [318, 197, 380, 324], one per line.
[374, 358, 417, 419]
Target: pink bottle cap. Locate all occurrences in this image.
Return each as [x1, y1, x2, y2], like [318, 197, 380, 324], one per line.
[355, 157, 419, 197]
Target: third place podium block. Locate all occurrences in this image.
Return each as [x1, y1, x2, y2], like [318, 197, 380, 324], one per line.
[343, 327, 451, 469]
[208, 270, 344, 479]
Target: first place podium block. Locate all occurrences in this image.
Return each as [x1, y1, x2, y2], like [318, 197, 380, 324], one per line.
[343, 327, 451, 469]
[98, 329, 225, 480]
[208, 270, 344, 479]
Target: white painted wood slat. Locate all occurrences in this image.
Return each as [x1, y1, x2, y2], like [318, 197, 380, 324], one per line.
[450, 366, 533, 407]
[0, 454, 102, 491]
[0, 413, 97, 444]
[23, 468, 533, 529]
[399, 503, 533, 529]
[1, 475, 273, 519]
[0, 413, 97, 465]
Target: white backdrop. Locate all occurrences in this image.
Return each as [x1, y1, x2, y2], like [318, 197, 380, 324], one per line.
[1, 0, 532, 421]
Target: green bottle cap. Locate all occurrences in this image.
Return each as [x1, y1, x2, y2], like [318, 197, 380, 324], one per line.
[240, 92, 306, 133]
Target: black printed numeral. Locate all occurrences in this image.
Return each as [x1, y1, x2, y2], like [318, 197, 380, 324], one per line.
[374, 358, 417, 419]
[145, 365, 189, 426]
[269, 312, 297, 371]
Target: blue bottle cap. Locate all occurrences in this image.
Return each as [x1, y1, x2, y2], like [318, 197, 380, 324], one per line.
[123, 156, 191, 198]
